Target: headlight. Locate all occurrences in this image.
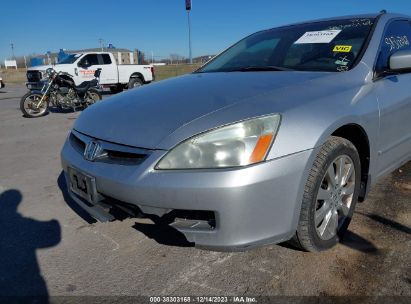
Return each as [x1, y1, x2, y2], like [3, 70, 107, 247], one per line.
[45, 68, 54, 76]
[40, 72, 48, 81]
[156, 114, 281, 169]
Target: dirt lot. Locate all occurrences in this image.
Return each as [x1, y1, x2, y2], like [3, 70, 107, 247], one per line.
[0, 84, 410, 300]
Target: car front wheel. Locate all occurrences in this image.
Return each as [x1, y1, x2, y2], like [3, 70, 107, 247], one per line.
[293, 136, 361, 252]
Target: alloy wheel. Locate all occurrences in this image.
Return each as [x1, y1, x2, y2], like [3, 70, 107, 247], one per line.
[315, 155, 356, 240]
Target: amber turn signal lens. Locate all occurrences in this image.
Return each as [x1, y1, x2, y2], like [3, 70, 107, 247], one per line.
[248, 134, 274, 164]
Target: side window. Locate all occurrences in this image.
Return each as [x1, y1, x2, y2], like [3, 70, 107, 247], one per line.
[79, 54, 99, 66]
[376, 20, 411, 72]
[101, 54, 112, 65]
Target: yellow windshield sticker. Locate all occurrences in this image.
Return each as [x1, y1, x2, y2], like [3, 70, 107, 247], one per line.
[333, 45, 352, 52]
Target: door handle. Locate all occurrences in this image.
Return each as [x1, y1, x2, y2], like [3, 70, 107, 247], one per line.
[74, 68, 78, 76]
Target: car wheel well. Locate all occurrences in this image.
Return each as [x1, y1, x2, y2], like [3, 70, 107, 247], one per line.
[130, 73, 143, 81]
[331, 124, 370, 202]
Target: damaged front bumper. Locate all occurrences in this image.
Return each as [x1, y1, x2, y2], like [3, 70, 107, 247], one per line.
[61, 131, 314, 250]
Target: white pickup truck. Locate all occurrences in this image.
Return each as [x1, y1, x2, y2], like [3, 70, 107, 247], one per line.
[26, 52, 154, 93]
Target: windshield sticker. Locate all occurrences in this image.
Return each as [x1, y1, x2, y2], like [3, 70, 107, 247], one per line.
[337, 65, 349, 72]
[333, 45, 352, 53]
[294, 30, 341, 44]
[328, 19, 373, 31]
[385, 36, 410, 51]
[335, 55, 350, 66]
[335, 55, 350, 71]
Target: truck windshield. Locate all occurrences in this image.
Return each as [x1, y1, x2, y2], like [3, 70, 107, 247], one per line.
[58, 54, 81, 64]
[197, 18, 375, 73]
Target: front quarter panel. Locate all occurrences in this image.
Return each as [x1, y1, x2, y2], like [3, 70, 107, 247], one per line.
[270, 63, 380, 163]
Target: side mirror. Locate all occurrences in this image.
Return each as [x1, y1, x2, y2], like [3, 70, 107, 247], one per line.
[389, 50, 411, 71]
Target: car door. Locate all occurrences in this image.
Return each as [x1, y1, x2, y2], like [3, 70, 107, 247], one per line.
[374, 19, 411, 176]
[76, 54, 100, 84]
[97, 54, 118, 85]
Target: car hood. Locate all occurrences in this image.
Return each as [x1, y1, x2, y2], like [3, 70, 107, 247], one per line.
[74, 71, 359, 149]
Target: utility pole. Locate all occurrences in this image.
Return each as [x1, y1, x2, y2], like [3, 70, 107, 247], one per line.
[185, 0, 193, 64]
[98, 38, 104, 51]
[10, 42, 15, 59]
[187, 11, 192, 64]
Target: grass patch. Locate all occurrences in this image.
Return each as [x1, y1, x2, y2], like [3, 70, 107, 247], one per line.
[154, 64, 202, 81]
[0, 68, 27, 84]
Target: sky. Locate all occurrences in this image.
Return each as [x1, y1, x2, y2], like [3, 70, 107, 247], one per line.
[1, 0, 411, 61]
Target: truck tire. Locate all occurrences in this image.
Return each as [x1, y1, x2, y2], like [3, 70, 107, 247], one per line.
[128, 78, 143, 89]
[110, 84, 123, 94]
[292, 136, 361, 252]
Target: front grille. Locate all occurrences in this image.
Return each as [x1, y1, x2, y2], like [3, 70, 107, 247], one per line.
[27, 70, 42, 82]
[70, 133, 86, 154]
[104, 149, 148, 164]
[69, 130, 151, 165]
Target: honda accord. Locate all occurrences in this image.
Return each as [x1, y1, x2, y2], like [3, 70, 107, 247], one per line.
[61, 12, 411, 251]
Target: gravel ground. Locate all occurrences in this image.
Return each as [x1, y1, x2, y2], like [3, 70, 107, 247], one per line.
[0, 84, 409, 301]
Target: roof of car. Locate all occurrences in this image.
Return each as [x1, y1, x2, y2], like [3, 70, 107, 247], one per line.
[304, 12, 409, 23]
[264, 12, 410, 31]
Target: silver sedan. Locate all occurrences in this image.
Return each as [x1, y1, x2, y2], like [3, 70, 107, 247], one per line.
[61, 12, 411, 251]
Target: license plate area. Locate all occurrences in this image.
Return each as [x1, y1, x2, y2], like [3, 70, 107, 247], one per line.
[68, 167, 97, 204]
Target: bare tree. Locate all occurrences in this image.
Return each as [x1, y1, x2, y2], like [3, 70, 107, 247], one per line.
[170, 54, 186, 64]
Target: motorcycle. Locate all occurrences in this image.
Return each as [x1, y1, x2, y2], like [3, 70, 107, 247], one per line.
[20, 68, 102, 118]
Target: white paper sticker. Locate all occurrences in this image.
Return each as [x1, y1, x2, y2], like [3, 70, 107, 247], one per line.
[294, 30, 342, 44]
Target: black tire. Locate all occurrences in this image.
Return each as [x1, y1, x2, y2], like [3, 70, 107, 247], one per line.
[292, 136, 361, 252]
[110, 84, 123, 94]
[128, 77, 143, 89]
[20, 92, 49, 118]
[84, 89, 102, 107]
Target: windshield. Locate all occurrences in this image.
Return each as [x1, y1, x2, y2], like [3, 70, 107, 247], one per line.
[198, 18, 375, 73]
[58, 54, 82, 64]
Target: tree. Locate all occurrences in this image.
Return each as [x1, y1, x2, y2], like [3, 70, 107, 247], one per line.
[170, 53, 186, 64]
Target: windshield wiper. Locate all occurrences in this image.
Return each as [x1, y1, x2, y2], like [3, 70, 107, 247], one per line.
[226, 65, 294, 72]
